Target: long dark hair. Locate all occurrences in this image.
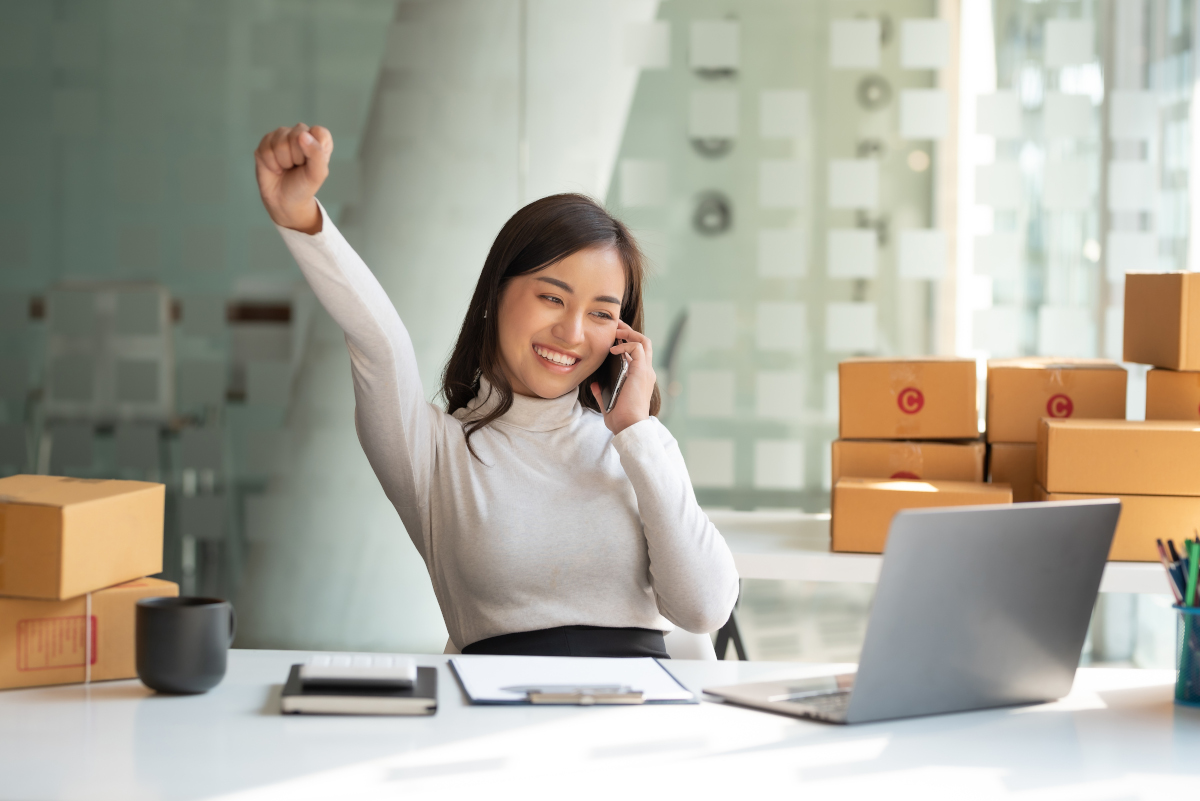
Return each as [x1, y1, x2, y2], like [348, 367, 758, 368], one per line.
[441, 193, 661, 453]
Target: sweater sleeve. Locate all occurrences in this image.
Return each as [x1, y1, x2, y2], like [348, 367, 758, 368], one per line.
[610, 418, 740, 633]
[275, 202, 441, 561]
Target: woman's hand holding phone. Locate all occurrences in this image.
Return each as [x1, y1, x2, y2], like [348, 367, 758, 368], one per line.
[253, 123, 334, 235]
[590, 320, 656, 436]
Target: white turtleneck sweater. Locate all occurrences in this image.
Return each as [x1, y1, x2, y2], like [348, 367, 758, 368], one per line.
[276, 206, 739, 650]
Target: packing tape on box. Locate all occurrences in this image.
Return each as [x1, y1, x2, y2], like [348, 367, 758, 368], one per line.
[888, 365, 921, 438]
[888, 443, 924, 479]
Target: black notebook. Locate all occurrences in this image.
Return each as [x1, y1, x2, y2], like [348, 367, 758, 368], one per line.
[281, 664, 438, 715]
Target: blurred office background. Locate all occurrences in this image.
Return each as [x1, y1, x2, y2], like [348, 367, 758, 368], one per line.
[0, 0, 1184, 667]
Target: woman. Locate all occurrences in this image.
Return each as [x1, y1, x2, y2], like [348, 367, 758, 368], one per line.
[255, 123, 738, 658]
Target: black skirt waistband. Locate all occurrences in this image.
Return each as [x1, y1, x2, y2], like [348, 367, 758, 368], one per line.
[462, 625, 669, 658]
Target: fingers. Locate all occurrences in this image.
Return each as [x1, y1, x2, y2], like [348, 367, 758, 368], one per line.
[589, 382, 604, 409]
[286, 123, 309, 167]
[272, 126, 296, 170]
[614, 320, 653, 362]
[255, 129, 285, 175]
[610, 340, 648, 364]
[309, 125, 334, 155]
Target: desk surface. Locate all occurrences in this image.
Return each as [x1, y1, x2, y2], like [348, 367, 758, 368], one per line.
[711, 509, 1172, 594]
[1, 650, 1197, 801]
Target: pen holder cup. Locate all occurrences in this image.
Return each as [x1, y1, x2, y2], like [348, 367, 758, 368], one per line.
[1175, 605, 1200, 707]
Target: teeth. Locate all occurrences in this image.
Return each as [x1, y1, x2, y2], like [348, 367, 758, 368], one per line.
[535, 345, 577, 366]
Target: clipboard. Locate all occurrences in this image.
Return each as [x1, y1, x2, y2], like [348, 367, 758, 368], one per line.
[449, 656, 696, 706]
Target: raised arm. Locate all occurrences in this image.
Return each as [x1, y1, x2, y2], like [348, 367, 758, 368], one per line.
[254, 124, 440, 560]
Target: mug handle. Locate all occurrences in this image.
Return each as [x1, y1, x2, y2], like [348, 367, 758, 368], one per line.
[227, 604, 238, 647]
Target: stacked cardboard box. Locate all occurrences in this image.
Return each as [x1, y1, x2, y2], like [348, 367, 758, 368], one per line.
[985, 358, 1127, 502]
[832, 358, 1010, 553]
[1129, 272, 1200, 422]
[1035, 420, 1200, 561]
[0, 475, 177, 690]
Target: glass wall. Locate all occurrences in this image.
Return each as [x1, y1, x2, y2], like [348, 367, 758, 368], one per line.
[0, 0, 1188, 663]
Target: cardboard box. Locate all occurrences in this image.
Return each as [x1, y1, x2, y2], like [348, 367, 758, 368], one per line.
[1037, 419, 1200, 496]
[1146, 368, 1200, 421]
[832, 477, 1013, 554]
[986, 358, 1127, 443]
[0, 475, 165, 600]
[1035, 485, 1197, 562]
[831, 439, 985, 483]
[0, 577, 177, 691]
[989, 442, 1038, 503]
[838, 358, 978, 440]
[1124, 272, 1200, 370]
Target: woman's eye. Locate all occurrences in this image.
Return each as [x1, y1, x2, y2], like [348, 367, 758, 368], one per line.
[592, 311, 614, 321]
[541, 295, 564, 305]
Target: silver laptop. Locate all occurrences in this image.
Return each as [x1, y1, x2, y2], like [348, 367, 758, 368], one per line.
[705, 499, 1121, 724]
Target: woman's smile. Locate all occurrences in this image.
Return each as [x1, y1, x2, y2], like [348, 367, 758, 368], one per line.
[533, 343, 581, 371]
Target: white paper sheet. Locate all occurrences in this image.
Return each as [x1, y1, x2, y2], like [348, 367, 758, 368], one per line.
[757, 229, 807, 277]
[827, 229, 877, 278]
[689, 89, 738, 138]
[759, 160, 806, 208]
[688, 370, 736, 418]
[830, 19, 880, 69]
[1043, 92, 1092, 139]
[972, 307, 1021, 357]
[755, 371, 804, 419]
[690, 20, 738, 69]
[1043, 160, 1091, 210]
[897, 229, 946, 279]
[976, 92, 1021, 138]
[685, 439, 735, 488]
[828, 160, 879, 209]
[619, 159, 668, 207]
[826, 302, 877, 352]
[450, 657, 694, 704]
[1044, 20, 1094, 68]
[1106, 230, 1156, 281]
[899, 89, 948, 139]
[1109, 91, 1156, 141]
[754, 440, 805, 490]
[1107, 161, 1155, 212]
[900, 19, 948, 69]
[759, 90, 809, 138]
[686, 301, 736, 351]
[975, 163, 1022, 208]
[623, 21, 670, 69]
[756, 302, 807, 350]
[973, 232, 1021, 279]
[1037, 306, 1096, 359]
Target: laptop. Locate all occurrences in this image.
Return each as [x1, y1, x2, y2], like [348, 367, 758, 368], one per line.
[705, 499, 1121, 725]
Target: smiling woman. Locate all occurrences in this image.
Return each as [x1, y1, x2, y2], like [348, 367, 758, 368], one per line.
[254, 123, 738, 658]
[442, 193, 661, 450]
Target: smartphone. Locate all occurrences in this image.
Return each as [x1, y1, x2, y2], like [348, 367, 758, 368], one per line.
[600, 349, 631, 414]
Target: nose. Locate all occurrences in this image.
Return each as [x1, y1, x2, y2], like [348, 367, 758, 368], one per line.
[551, 309, 585, 345]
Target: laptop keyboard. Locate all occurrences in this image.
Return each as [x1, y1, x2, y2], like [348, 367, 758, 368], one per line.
[793, 690, 852, 722]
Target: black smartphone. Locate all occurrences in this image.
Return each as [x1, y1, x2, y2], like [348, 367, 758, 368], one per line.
[599, 349, 630, 414]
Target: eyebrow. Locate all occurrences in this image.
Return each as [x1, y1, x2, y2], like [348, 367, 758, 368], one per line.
[536, 276, 621, 306]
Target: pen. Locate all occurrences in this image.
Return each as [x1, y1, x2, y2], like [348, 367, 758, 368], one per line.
[1157, 540, 1184, 605]
[1188, 541, 1200, 607]
[1169, 539, 1182, 563]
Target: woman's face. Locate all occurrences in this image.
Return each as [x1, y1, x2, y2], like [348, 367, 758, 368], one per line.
[496, 245, 626, 399]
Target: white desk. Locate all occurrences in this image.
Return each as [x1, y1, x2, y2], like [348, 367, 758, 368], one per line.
[711, 510, 1173, 595]
[1, 649, 1197, 800]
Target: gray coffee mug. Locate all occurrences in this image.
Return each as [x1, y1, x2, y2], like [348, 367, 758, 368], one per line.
[136, 597, 236, 694]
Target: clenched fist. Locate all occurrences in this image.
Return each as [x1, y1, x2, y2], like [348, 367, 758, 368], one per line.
[254, 123, 334, 235]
